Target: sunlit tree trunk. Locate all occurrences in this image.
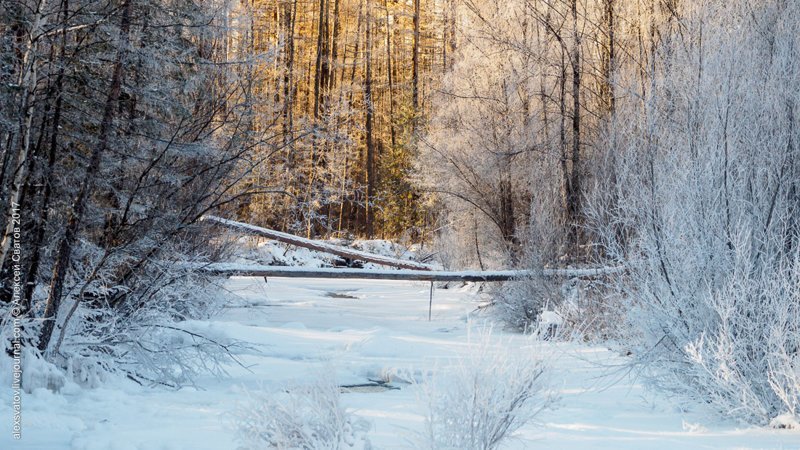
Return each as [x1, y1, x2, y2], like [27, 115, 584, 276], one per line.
[364, 0, 375, 237]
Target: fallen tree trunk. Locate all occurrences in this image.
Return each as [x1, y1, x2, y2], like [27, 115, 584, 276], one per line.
[197, 263, 626, 282]
[202, 215, 434, 270]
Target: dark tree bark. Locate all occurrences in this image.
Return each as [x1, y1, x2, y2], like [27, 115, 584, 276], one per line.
[567, 0, 582, 251]
[39, 0, 133, 353]
[282, 0, 296, 146]
[604, 0, 616, 114]
[21, 0, 70, 315]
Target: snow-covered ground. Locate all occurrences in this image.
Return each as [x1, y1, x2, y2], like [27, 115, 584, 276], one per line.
[3, 276, 800, 449]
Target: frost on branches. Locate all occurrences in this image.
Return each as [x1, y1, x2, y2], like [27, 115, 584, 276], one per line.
[590, 0, 800, 425]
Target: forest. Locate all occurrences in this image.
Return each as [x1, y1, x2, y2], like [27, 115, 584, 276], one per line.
[2, 0, 800, 448]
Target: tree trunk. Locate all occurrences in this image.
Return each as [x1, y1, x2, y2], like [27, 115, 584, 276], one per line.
[568, 0, 582, 252]
[604, 0, 616, 114]
[412, 0, 420, 112]
[328, 0, 341, 94]
[282, 0, 296, 146]
[384, 0, 396, 149]
[313, 0, 329, 121]
[364, 1, 375, 237]
[21, 0, 70, 314]
[281, 0, 297, 231]
[0, 0, 50, 269]
[559, 46, 569, 227]
[38, 0, 133, 353]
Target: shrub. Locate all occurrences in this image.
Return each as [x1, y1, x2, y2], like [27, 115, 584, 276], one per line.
[588, 0, 800, 425]
[235, 376, 371, 449]
[414, 328, 554, 450]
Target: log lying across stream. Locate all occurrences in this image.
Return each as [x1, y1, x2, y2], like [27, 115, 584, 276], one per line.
[198, 263, 625, 282]
[202, 215, 434, 271]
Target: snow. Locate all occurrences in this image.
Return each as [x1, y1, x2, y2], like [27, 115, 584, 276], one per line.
[2, 276, 800, 449]
[18, 348, 67, 394]
[770, 414, 800, 430]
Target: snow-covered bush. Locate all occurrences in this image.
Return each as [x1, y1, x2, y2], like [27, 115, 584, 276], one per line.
[614, 243, 800, 425]
[589, 0, 800, 425]
[491, 274, 561, 333]
[490, 268, 608, 341]
[235, 376, 370, 449]
[491, 233, 619, 340]
[18, 228, 244, 389]
[490, 214, 572, 333]
[53, 254, 241, 388]
[429, 212, 512, 271]
[0, 0, 272, 391]
[682, 263, 800, 423]
[414, 329, 554, 449]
